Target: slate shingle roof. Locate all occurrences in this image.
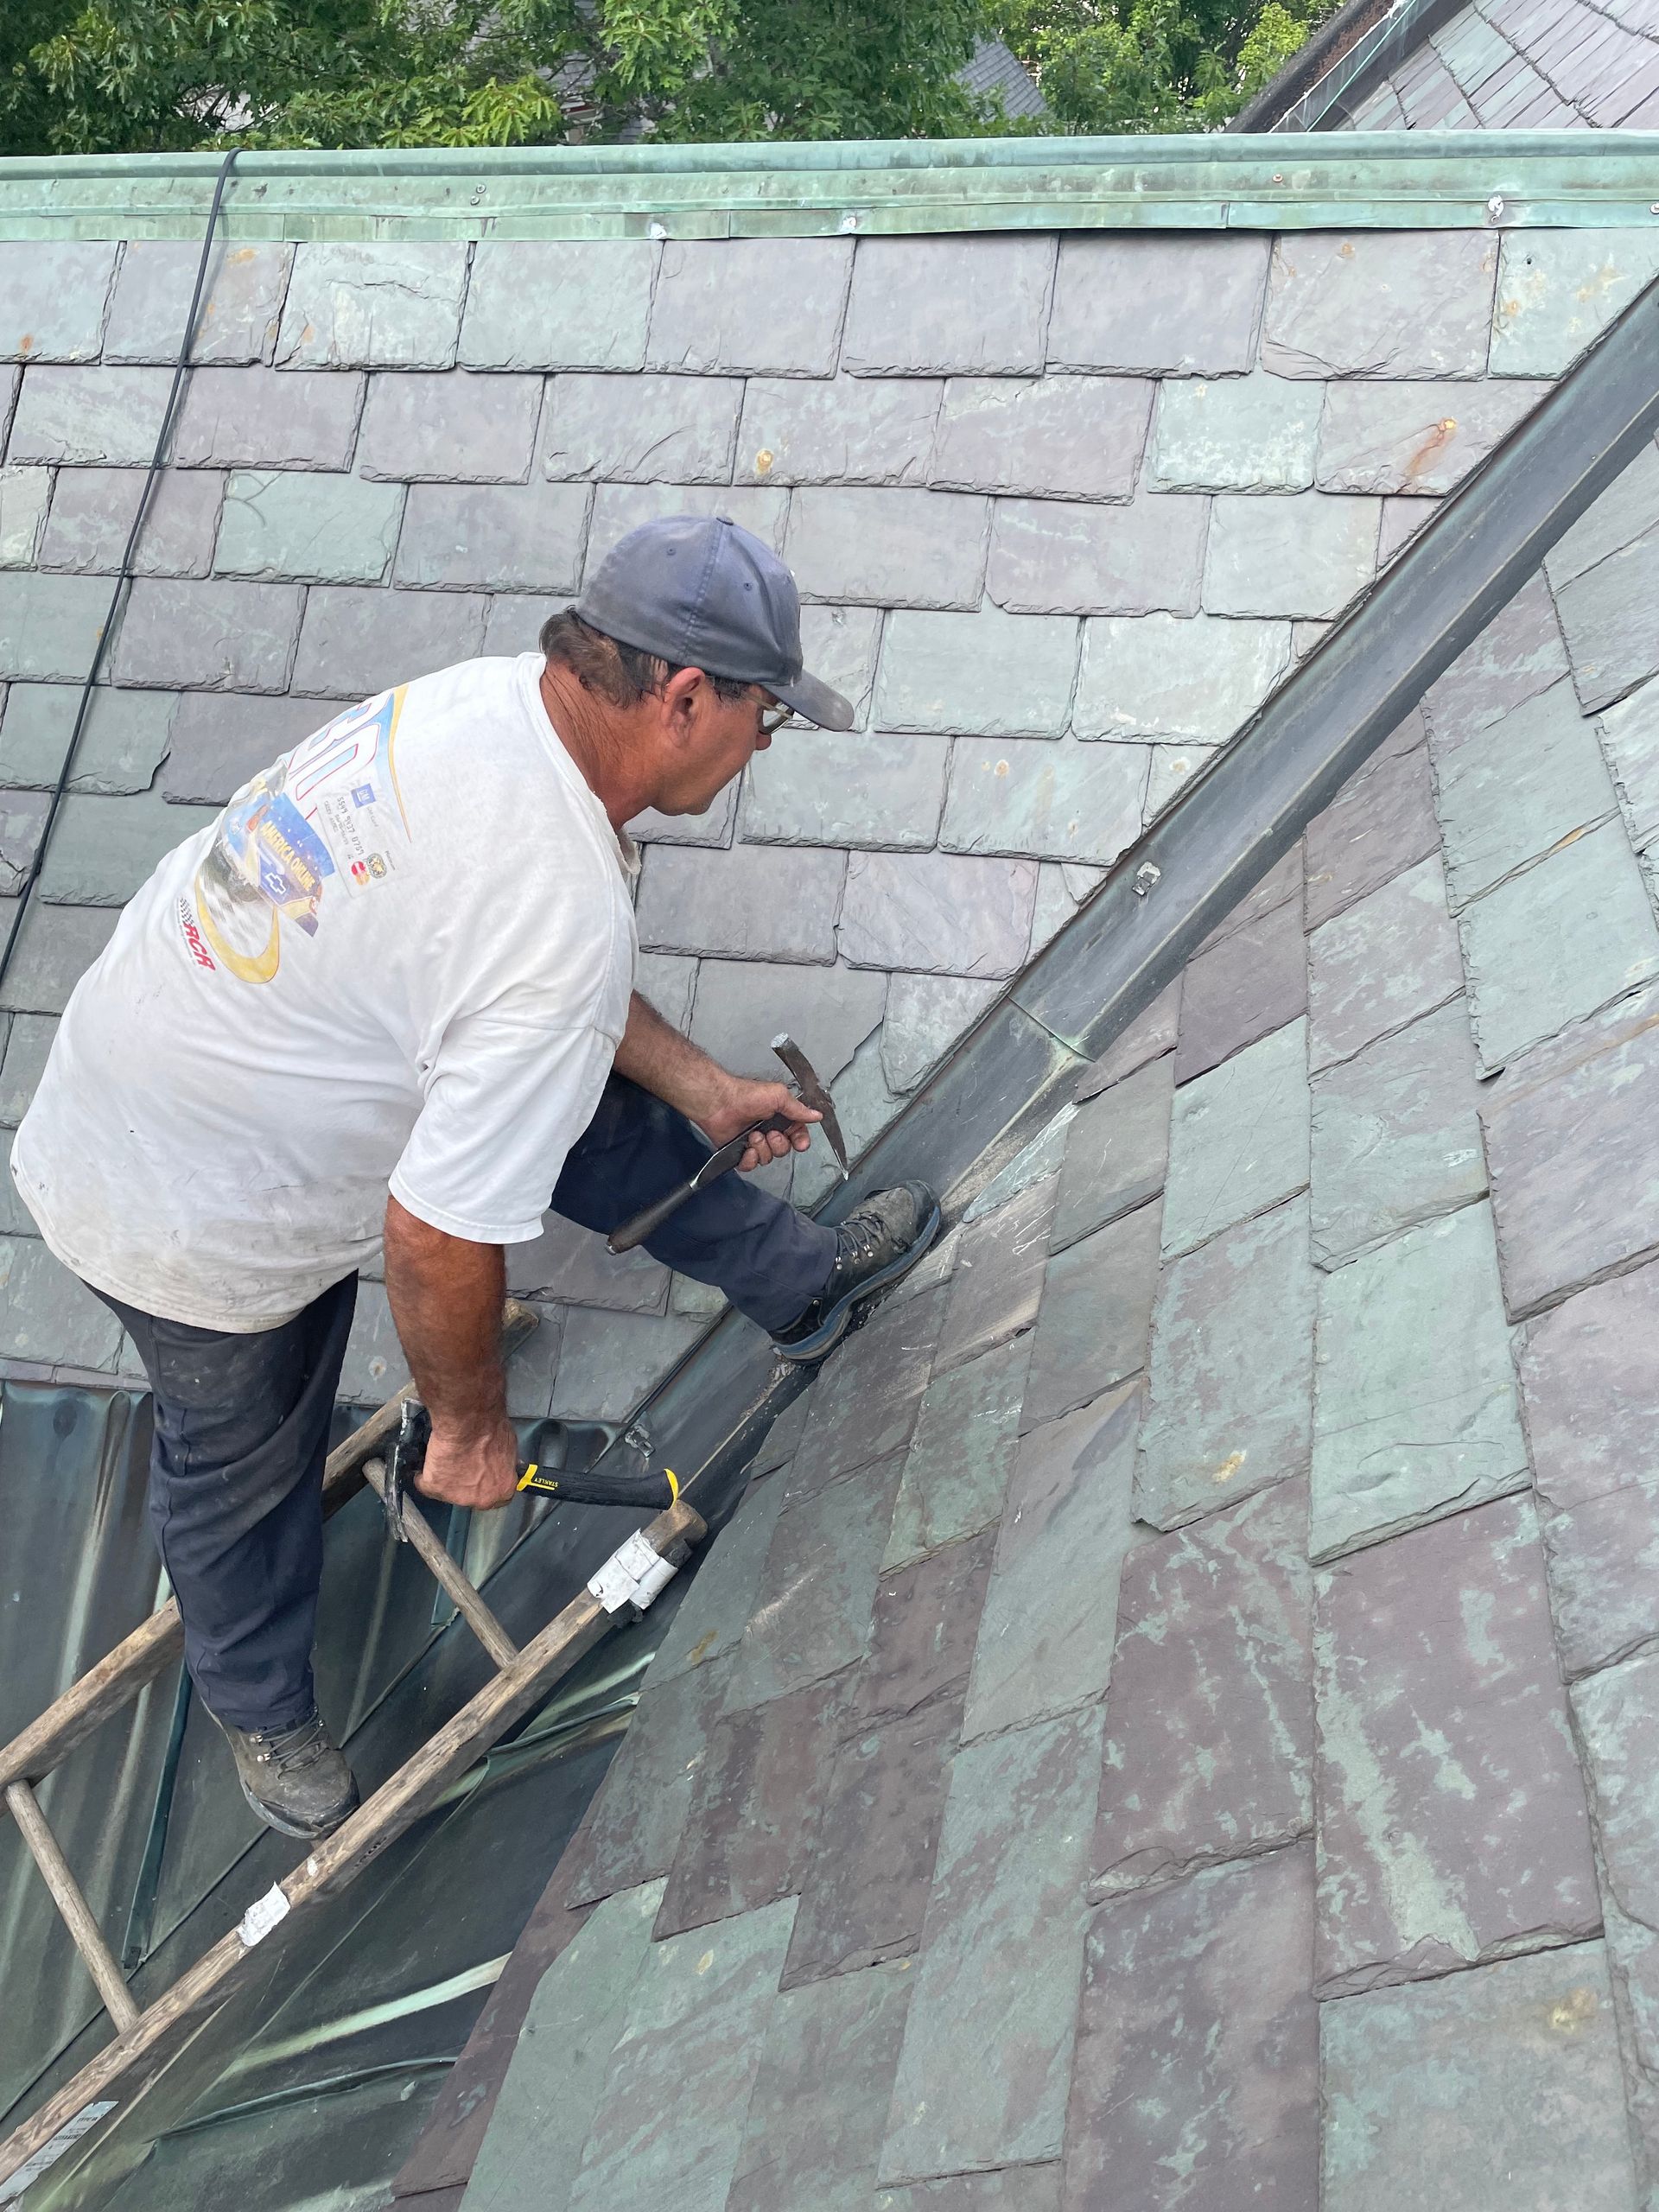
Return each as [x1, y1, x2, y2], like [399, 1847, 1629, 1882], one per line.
[3, 215, 1651, 1426]
[394, 417, 1659, 2211]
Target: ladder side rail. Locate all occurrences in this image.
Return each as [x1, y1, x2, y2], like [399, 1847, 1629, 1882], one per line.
[360, 1459, 518, 1669]
[3, 1782, 140, 2035]
[0, 1498, 703, 2193]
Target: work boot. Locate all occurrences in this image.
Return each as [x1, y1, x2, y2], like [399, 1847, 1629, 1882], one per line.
[218, 1706, 360, 1841]
[772, 1180, 941, 1363]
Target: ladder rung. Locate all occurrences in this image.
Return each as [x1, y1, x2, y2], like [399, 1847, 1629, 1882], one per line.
[0, 1496, 704, 2196]
[360, 1458, 518, 1669]
[0, 1301, 541, 1805]
[3, 1781, 139, 2035]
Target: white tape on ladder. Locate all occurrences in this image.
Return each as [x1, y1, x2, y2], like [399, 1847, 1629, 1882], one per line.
[588, 1529, 679, 1615]
[237, 1884, 291, 1948]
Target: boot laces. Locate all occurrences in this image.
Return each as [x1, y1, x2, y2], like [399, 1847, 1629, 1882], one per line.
[250, 1712, 331, 1775]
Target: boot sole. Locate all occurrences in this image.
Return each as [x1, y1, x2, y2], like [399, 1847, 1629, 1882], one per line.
[237, 1770, 359, 1842]
[772, 1198, 943, 1365]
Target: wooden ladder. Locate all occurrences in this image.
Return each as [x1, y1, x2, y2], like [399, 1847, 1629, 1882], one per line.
[0, 1302, 703, 2198]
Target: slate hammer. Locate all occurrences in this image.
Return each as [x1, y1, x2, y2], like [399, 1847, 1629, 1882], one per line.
[607, 1033, 848, 1255]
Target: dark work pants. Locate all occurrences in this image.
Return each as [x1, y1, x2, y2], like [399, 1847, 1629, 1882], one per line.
[90, 1075, 836, 1732]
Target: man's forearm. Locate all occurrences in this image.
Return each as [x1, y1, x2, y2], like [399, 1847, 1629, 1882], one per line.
[614, 990, 734, 1122]
[383, 1193, 507, 1436]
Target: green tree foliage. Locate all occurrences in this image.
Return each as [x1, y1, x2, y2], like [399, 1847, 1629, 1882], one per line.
[993, 0, 1341, 132]
[1, 0, 993, 156]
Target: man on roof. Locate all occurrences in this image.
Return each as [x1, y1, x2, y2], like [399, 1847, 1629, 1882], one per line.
[11, 515, 939, 1844]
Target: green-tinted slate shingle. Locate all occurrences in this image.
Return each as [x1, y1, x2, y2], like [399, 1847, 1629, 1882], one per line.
[563, 1656, 735, 1910]
[1307, 851, 1462, 1073]
[934, 1173, 1055, 1376]
[786, 1283, 948, 1502]
[879, 1705, 1103, 2185]
[36, 787, 216, 906]
[461, 240, 657, 371]
[0, 573, 115, 683]
[877, 2176, 1062, 2211]
[1433, 676, 1617, 910]
[1491, 228, 1659, 378]
[886, 1337, 1029, 1571]
[1021, 1198, 1161, 1433]
[1319, 1943, 1637, 2211]
[1571, 1647, 1659, 2126]
[1135, 1195, 1317, 1531]
[649, 1470, 788, 1688]
[1049, 1050, 1171, 1254]
[1160, 1016, 1309, 1260]
[965, 1378, 1141, 1740]
[461, 1879, 658, 2212]
[564, 1897, 797, 2212]
[215, 468, 406, 585]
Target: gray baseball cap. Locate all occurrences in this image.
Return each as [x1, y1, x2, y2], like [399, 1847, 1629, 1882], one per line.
[574, 513, 854, 731]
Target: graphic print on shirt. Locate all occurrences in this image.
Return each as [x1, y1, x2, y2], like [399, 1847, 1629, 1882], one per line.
[192, 689, 410, 983]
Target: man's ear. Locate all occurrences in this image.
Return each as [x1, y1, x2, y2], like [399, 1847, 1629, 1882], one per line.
[659, 665, 707, 741]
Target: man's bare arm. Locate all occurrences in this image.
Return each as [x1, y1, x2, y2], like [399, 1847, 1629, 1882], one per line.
[615, 990, 818, 1169]
[382, 1193, 519, 1510]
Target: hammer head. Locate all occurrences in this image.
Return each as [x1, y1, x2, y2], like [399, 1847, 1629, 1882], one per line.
[772, 1033, 849, 1179]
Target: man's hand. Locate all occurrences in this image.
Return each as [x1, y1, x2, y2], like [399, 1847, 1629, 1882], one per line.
[412, 1413, 521, 1511]
[697, 1077, 821, 1171]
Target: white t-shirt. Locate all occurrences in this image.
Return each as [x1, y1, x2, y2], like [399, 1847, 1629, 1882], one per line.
[12, 654, 639, 1332]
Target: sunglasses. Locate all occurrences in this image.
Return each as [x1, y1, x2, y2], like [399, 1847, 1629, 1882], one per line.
[756, 696, 800, 735]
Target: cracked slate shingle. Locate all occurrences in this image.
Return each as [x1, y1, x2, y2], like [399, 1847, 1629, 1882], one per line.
[988, 492, 1207, 619]
[104, 240, 291, 366]
[1315, 378, 1548, 496]
[1196, 842, 1303, 952]
[724, 1452, 900, 1715]
[786, 486, 989, 610]
[162, 693, 345, 805]
[1047, 234, 1270, 376]
[878, 1706, 1103, 2184]
[1481, 980, 1659, 1319]
[739, 375, 942, 487]
[1262, 231, 1498, 380]
[1135, 1195, 1317, 1531]
[1161, 1016, 1309, 1260]
[36, 787, 215, 906]
[842, 237, 1056, 377]
[1433, 674, 1618, 909]
[1309, 997, 1488, 1269]
[965, 1377, 1142, 1740]
[0, 1237, 125, 1367]
[505, 1212, 667, 1313]
[0, 1013, 54, 1126]
[1491, 227, 1659, 377]
[688, 957, 886, 1088]
[1420, 571, 1569, 750]
[0, 465, 49, 566]
[881, 972, 1001, 1096]
[648, 238, 852, 378]
[1021, 1199, 1161, 1434]
[0, 242, 118, 362]
[456, 1878, 645, 2212]
[540, 371, 741, 485]
[1601, 676, 1659, 857]
[1, 685, 175, 798]
[112, 578, 303, 693]
[1310, 1199, 1529, 1562]
[1307, 851, 1463, 1074]
[839, 849, 1036, 980]
[933, 1173, 1057, 1376]
[1319, 1942, 1637, 2212]
[874, 605, 1078, 738]
[460, 239, 656, 371]
[1050, 1051, 1172, 1253]
[877, 2177, 1062, 2211]
[214, 468, 404, 585]
[728, 1960, 913, 2212]
[566, 1898, 797, 2212]
[1073, 612, 1291, 743]
[1304, 725, 1439, 929]
[656, 1675, 850, 1939]
[276, 241, 467, 369]
[358, 371, 539, 483]
[1313, 1493, 1599, 1998]
[173, 365, 365, 471]
[547, 1308, 704, 1424]
[940, 736, 1147, 867]
[1077, 980, 1179, 1095]
[1458, 816, 1659, 1075]
[1064, 1846, 1318, 2212]
[886, 1337, 1029, 1571]
[931, 375, 1153, 500]
[1095, 1480, 1313, 1894]
[1174, 892, 1306, 1084]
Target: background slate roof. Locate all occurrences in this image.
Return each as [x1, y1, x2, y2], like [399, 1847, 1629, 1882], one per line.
[3, 215, 1649, 1442]
[386, 412, 1659, 2212]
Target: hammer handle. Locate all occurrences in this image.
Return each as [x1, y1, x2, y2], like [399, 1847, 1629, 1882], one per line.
[607, 1115, 797, 1255]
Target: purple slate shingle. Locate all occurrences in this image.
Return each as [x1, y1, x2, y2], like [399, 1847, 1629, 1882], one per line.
[560, 1657, 734, 1909]
[786, 1283, 948, 1503]
[1543, 1480, 1659, 1680]
[1049, 1052, 1173, 1253]
[172, 365, 365, 471]
[1304, 724, 1439, 929]
[932, 1174, 1056, 1376]
[1518, 1260, 1659, 1516]
[857, 1529, 997, 1729]
[1307, 851, 1463, 1074]
[1063, 1846, 1319, 2212]
[1313, 1493, 1600, 1997]
[1174, 892, 1307, 1084]
[876, 2175, 1062, 2211]
[655, 1671, 851, 1938]
[1420, 570, 1570, 749]
[783, 1703, 962, 1988]
[1094, 1479, 1313, 1894]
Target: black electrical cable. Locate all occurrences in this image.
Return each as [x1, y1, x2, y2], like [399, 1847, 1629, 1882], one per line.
[0, 148, 238, 998]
